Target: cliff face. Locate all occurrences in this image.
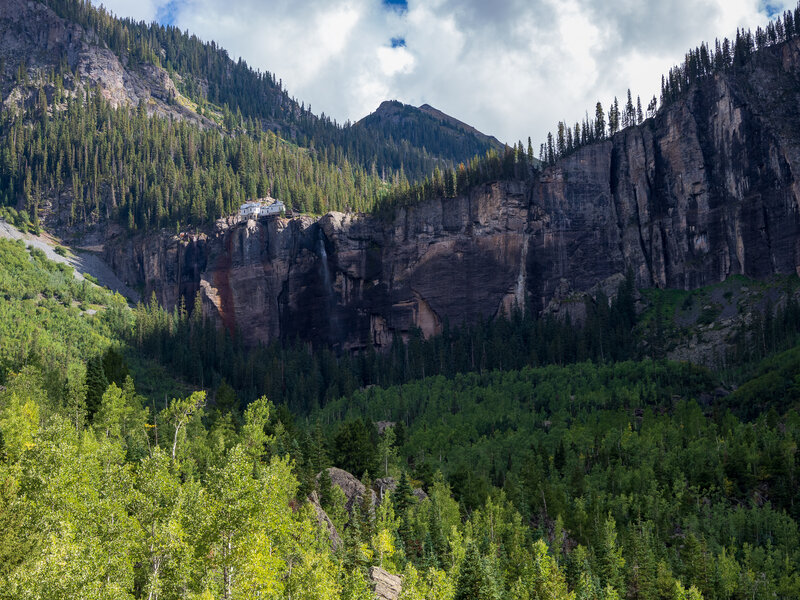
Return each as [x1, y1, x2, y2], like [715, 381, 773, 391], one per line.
[105, 40, 800, 349]
[107, 182, 530, 349]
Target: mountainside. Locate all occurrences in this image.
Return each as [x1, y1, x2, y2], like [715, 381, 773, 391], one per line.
[5, 228, 800, 599]
[355, 100, 504, 167]
[5, 4, 800, 599]
[0, 0, 517, 234]
[0, 0, 205, 123]
[1, 0, 495, 181]
[5, 0, 800, 356]
[103, 35, 800, 351]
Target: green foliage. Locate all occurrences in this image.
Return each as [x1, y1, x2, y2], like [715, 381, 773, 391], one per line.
[332, 419, 379, 478]
[0, 385, 39, 462]
[0, 92, 389, 231]
[728, 344, 800, 418]
[0, 207, 37, 234]
[0, 239, 129, 387]
[319, 355, 800, 599]
[454, 541, 501, 600]
[85, 354, 108, 419]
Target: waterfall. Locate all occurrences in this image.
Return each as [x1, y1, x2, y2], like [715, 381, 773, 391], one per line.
[515, 235, 529, 311]
[317, 228, 340, 342]
[317, 228, 332, 297]
[558, 213, 567, 278]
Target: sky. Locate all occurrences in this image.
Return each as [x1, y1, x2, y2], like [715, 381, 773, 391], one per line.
[92, 0, 795, 145]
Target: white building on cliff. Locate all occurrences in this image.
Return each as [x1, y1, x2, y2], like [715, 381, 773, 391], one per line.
[239, 196, 285, 219]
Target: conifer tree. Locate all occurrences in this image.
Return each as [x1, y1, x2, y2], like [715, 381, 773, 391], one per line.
[394, 471, 416, 555]
[595, 102, 606, 139]
[85, 354, 108, 419]
[596, 513, 625, 593]
[454, 542, 501, 600]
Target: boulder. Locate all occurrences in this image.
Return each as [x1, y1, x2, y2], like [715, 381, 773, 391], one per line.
[369, 566, 402, 600]
[317, 467, 376, 513]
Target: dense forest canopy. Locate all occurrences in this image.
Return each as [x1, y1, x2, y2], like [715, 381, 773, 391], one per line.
[0, 89, 392, 230]
[2, 238, 800, 599]
[128, 271, 800, 416]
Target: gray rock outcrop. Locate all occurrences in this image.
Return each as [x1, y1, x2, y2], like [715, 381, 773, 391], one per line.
[0, 0, 211, 124]
[307, 491, 341, 551]
[317, 467, 376, 513]
[369, 566, 402, 600]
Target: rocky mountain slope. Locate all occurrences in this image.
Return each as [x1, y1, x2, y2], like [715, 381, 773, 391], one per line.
[7, 0, 800, 353]
[0, 0, 208, 123]
[3, 0, 497, 181]
[100, 37, 800, 351]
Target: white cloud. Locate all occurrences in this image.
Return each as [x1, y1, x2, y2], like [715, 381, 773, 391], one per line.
[92, 0, 796, 144]
[377, 46, 414, 77]
[94, 0, 162, 23]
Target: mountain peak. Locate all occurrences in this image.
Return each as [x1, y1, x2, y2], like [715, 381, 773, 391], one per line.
[357, 100, 503, 161]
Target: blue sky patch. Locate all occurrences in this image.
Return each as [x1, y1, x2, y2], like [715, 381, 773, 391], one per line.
[390, 37, 406, 48]
[383, 0, 408, 12]
[157, 0, 181, 25]
[761, 0, 786, 18]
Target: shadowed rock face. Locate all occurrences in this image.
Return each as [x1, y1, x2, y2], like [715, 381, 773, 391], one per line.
[105, 39, 800, 350]
[106, 183, 531, 350]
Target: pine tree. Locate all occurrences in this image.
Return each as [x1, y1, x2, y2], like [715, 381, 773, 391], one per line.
[394, 471, 416, 555]
[627, 521, 657, 600]
[85, 354, 108, 420]
[595, 102, 606, 139]
[454, 542, 501, 600]
[596, 513, 625, 593]
[625, 90, 634, 128]
[319, 467, 335, 509]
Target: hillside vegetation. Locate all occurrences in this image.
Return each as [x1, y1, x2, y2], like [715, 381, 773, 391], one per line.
[0, 232, 798, 599]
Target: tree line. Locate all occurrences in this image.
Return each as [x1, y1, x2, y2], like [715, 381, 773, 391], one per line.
[0, 86, 392, 231]
[537, 3, 800, 166]
[37, 0, 498, 182]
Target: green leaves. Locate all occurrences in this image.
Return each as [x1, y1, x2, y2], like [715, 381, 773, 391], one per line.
[161, 391, 206, 463]
[240, 395, 272, 461]
[0, 390, 39, 463]
[454, 541, 501, 600]
[5, 416, 139, 600]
